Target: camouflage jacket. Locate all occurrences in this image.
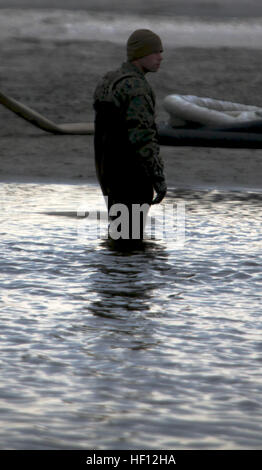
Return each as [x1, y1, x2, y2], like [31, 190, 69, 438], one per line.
[93, 62, 165, 186]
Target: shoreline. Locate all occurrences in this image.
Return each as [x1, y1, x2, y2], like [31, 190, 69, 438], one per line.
[1, 178, 262, 194]
[2, 148, 262, 194]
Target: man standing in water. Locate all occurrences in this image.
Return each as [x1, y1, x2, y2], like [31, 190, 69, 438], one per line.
[93, 29, 167, 243]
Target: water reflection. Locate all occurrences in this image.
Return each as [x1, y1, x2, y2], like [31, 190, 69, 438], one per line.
[93, 242, 167, 304]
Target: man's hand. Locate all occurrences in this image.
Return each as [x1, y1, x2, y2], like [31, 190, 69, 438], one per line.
[152, 180, 167, 205]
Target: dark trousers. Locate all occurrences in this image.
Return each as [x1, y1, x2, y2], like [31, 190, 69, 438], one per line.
[106, 181, 153, 241]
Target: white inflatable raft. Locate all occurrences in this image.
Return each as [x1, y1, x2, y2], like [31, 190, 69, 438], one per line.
[163, 94, 262, 128]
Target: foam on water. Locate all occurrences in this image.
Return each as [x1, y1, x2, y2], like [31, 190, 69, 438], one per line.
[1, 182, 262, 449]
[1, 8, 262, 47]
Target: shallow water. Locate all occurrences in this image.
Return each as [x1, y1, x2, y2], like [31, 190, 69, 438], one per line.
[0, 181, 262, 449]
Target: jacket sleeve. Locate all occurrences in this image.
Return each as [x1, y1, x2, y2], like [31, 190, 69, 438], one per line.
[118, 85, 166, 185]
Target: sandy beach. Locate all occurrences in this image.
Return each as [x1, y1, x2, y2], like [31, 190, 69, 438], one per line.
[1, 2, 262, 190]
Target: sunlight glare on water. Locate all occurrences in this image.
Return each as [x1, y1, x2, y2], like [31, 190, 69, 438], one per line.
[0, 182, 262, 449]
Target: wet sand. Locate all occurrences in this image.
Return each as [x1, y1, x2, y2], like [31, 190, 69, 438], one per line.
[1, 11, 262, 190]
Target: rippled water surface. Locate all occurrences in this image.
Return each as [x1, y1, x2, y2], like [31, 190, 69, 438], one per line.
[0, 182, 262, 449]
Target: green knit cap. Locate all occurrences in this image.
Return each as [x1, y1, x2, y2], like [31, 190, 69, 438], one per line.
[127, 29, 163, 61]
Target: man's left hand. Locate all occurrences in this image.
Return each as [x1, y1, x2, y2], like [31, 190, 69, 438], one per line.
[152, 180, 167, 205]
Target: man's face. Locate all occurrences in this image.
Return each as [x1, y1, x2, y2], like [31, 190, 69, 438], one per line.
[138, 52, 163, 73]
